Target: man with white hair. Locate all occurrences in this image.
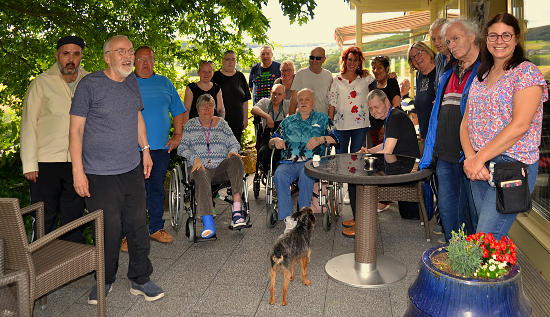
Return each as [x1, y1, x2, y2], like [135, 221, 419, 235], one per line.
[20, 36, 88, 243]
[419, 19, 480, 242]
[70, 35, 164, 304]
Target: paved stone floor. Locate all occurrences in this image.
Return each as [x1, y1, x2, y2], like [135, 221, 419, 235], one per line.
[30, 178, 550, 316]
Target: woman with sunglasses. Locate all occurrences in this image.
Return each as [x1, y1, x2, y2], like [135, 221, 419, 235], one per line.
[328, 46, 374, 236]
[460, 12, 548, 239]
[183, 61, 225, 125]
[368, 56, 401, 147]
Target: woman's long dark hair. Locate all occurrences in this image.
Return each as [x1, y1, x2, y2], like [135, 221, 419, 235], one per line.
[477, 12, 528, 81]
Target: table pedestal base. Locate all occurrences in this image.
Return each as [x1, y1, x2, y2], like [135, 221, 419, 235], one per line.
[325, 253, 406, 288]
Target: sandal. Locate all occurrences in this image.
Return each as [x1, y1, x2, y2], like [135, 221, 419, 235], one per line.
[201, 215, 216, 239]
[231, 211, 246, 228]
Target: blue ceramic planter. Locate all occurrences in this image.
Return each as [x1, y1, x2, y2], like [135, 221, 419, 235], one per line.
[405, 245, 531, 317]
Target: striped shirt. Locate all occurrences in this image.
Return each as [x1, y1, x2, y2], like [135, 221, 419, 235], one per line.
[177, 117, 240, 168]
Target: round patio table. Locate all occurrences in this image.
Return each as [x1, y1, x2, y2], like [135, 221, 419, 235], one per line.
[305, 153, 432, 288]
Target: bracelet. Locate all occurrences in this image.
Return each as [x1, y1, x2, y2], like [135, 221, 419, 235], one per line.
[142, 144, 150, 150]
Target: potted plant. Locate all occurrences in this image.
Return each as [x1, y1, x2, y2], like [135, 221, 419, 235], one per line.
[405, 226, 531, 317]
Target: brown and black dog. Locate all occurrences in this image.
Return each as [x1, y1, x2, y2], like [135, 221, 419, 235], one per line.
[269, 207, 315, 305]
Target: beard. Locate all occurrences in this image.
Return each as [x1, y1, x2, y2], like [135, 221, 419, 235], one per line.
[58, 62, 78, 75]
[112, 60, 133, 78]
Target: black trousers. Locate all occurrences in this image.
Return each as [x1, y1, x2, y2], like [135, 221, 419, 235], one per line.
[29, 162, 85, 243]
[85, 165, 153, 285]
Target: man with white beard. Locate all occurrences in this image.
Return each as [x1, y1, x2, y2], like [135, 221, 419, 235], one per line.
[69, 35, 164, 304]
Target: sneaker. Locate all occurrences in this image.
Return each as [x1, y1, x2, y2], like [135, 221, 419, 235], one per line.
[377, 203, 390, 213]
[130, 280, 165, 302]
[88, 283, 113, 305]
[150, 229, 174, 243]
[120, 237, 128, 252]
[283, 216, 297, 234]
[231, 211, 247, 228]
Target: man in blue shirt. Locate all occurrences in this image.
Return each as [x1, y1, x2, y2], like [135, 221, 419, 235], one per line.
[121, 46, 185, 249]
[269, 88, 338, 233]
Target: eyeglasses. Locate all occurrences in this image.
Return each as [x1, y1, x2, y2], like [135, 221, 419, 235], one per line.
[309, 55, 323, 61]
[136, 57, 154, 62]
[107, 48, 135, 56]
[487, 32, 514, 42]
[410, 50, 425, 60]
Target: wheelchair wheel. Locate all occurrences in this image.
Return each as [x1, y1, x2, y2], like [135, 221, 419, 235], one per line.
[169, 166, 184, 232]
[266, 204, 277, 228]
[322, 207, 332, 231]
[185, 217, 195, 242]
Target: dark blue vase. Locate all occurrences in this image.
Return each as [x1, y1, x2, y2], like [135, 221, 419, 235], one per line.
[405, 245, 531, 317]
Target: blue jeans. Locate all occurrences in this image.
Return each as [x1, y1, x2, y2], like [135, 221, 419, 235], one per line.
[436, 159, 476, 242]
[143, 150, 170, 234]
[273, 161, 315, 220]
[336, 128, 368, 218]
[473, 155, 538, 240]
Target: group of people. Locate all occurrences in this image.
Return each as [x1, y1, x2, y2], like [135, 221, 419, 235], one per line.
[18, 11, 547, 306]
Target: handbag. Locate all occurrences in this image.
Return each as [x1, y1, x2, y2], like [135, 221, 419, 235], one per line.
[491, 161, 531, 214]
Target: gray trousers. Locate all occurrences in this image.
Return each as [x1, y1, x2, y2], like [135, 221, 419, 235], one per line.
[190, 156, 244, 217]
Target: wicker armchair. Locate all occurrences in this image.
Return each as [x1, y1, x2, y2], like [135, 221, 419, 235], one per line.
[0, 198, 106, 316]
[0, 237, 30, 316]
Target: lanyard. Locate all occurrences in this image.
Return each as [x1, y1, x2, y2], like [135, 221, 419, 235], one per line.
[268, 101, 284, 122]
[382, 107, 392, 150]
[200, 119, 213, 154]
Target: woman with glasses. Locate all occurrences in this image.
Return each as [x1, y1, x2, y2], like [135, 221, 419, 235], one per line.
[212, 51, 251, 144]
[183, 61, 225, 125]
[327, 46, 374, 236]
[274, 60, 295, 101]
[368, 56, 401, 147]
[460, 12, 548, 239]
[407, 42, 437, 141]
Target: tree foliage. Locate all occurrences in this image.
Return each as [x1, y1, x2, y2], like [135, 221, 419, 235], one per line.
[0, 0, 317, 115]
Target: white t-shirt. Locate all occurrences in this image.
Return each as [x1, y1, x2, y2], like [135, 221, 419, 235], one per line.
[329, 74, 374, 130]
[291, 67, 333, 114]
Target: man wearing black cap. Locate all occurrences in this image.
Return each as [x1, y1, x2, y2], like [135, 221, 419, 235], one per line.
[20, 35, 88, 242]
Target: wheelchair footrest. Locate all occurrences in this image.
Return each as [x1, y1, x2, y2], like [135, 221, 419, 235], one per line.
[195, 235, 217, 242]
[228, 222, 252, 231]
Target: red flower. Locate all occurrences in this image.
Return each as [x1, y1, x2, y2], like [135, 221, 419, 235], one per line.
[351, 154, 357, 161]
[349, 167, 356, 174]
[351, 105, 358, 113]
[350, 90, 357, 98]
[483, 249, 489, 258]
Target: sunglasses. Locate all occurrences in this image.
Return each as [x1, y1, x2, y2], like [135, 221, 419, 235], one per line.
[309, 55, 323, 61]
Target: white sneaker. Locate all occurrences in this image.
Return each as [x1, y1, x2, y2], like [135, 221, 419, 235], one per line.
[283, 216, 297, 234]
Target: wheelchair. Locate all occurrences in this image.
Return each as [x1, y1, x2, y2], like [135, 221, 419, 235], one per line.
[264, 146, 343, 231]
[168, 156, 251, 242]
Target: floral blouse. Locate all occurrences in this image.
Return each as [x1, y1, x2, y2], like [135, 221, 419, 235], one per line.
[328, 74, 374, 130]
[468, 61, 548, 164]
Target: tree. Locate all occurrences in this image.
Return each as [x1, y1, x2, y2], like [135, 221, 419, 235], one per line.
[0, 0, 318, 118]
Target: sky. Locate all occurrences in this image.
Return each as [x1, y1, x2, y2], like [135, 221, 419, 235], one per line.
[262, 0, 549, 48]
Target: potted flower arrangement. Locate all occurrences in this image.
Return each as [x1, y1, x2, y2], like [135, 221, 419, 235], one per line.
[405, 226, 531, 317]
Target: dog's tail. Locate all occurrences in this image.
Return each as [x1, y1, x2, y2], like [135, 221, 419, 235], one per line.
[271, 255, 284, 267]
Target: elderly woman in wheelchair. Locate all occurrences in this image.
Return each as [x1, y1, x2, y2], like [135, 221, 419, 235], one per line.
[269, 88, 339, 233]
[177, 94, 246, 239]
